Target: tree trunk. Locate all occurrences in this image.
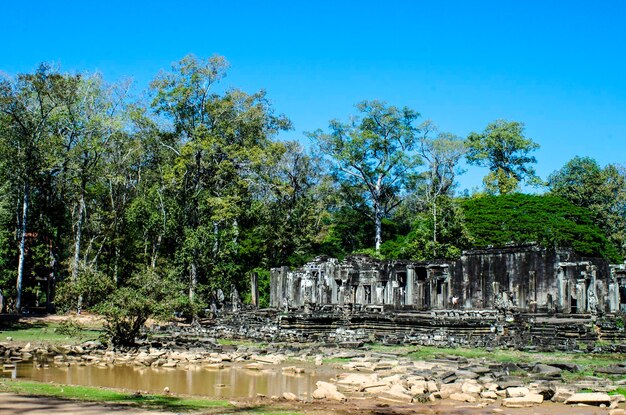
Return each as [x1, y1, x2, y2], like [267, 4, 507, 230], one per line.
[189, 261, 197, 302]
[432, 199, 437, 258]
[72, 192, 85, 312]
[47, 240, 57, 312]
[374, 203, 382, 252]
[15, 183, 29, 312]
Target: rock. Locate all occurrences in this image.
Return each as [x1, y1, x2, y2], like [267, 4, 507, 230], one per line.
[380, 384, 413, 403]
[449, 392, 477, 402]
[438, 383, 462, 399]
[439, 371, 457, 384]
[337, 373, 378, 388]
[502, 394, 544, 407]
[282, 392, 297, 401]
[565, 392, 612, 406]
[244, 363, 264, 370]
[408, 379, 427, 395]
[426, 380, 438, 393]
[549, 362, 580, 372]
[314, 356, 323, 366]
[609, 409, 626, 415]
[282, 366, 305, 374]
[455, 370, 480, 380]
[312, 381, 346, 401]
[596, 366, 626, 375]
[532, 364, 562, 377]
[611, 395, 626, 404]
[461, 381, 483, 394]
[551, 388, 574, 403]
[506, 387, 530, 398]
[481, 391, 498, 399]
[531, 382, 556, 400]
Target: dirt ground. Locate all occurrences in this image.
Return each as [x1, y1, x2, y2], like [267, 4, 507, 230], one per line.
[0, 393, 613, 415]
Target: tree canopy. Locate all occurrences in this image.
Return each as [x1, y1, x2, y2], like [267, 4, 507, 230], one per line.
[0, 57, 623, 337]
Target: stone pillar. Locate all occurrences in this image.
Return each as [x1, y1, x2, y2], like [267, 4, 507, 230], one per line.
[576, 279, 586, 314]
[406, 266, 415, 306]
[250, 272, 259, 307]
[556, 267, 568, 312]
[415, 282, 424, 309]
[608, 282, 618, 312]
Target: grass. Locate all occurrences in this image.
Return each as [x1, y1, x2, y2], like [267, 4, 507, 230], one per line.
[0, 322, 101, 345]
[0, 379, 305, 414]
[610, 388, 626, 398]
[0, 379, 231, 411]
[363, 343, 625, 372]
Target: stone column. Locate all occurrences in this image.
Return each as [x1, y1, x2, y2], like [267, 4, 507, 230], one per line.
[250, 271, 259, 307]
[406, 266, 415, 306]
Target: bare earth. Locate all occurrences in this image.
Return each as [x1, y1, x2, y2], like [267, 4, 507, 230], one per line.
[0, 393, 177, 415]
[0, 393, 612, 415]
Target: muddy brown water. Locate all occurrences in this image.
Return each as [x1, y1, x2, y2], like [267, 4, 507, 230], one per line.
[1, 363, 332, 398]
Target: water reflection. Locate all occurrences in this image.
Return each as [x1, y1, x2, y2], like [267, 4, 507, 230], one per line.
[1, 363, 326, 398]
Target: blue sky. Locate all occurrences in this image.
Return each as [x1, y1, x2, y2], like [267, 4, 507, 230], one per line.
[2, 1, 625, 192]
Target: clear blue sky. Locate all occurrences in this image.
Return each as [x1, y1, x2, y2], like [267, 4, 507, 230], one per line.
[2, 0, 625, 192]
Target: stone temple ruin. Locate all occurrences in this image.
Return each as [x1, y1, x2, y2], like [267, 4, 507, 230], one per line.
[270, 245, 626, 314]
[187, 245, 625, 352]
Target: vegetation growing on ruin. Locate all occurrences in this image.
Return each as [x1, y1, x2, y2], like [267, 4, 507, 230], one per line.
[461, 194, 621, 262]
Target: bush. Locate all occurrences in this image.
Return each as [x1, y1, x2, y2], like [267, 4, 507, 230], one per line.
[55, 267, 115, 312]
[96, 268, 185, 347]
[56, 318, 85, 337]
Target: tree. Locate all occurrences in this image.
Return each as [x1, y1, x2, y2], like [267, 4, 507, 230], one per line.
[150, 54, 291, 307]
[461, 194, 620, 262]
[308, 100, 423, 251]
[548, 157, 626, 258]
[0, 65, 72, 311]
[466, 120, 541, 194]
[416, 129, 467, 256]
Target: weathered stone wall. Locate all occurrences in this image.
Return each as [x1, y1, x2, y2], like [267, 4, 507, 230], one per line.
[271, 246, 624, 314]
[194, 309, 626, 353]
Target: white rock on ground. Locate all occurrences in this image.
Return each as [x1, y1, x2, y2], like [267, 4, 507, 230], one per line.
[502, 394, 544, 408]
[565, 392, 612, 406]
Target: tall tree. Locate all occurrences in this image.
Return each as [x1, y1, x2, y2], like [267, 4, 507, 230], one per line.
[548, 157, 626, 258]
[308, 100, 423, 251]
[0, 65, 71, 311]
[466, 120, 541, 194]
[150, 54, 290, 305]
[416, 129, 467, 256]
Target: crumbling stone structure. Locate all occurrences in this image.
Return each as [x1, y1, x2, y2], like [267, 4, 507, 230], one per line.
[270, 245, 626, 314]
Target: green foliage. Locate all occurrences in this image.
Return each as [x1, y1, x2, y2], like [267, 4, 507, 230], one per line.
[461, 193, 620, 261]
[55, 268, 115, 312]
[548, 157, 626, 258]
[308, 100, 424, 251]
[466, 120, 541, 194]
[96, 268, 186, 347]
[55, 318, 85, 337]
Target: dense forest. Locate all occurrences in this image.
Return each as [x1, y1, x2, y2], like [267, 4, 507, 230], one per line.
[1, 55, 625, 318]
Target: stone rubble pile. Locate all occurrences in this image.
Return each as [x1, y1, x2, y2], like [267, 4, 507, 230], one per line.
[1, 339, 624, 411]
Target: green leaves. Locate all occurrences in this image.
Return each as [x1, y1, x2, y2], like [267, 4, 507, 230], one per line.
[466, 120, 541, 194]
[461, 193, 620, 262]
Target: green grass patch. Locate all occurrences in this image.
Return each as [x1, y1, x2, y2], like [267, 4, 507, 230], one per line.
[610, 388, 626, 398]
[0, 322, 101, 345]
[0, 379, 231, 411]
[322, 357, 352, 365]
[363, 343, 625, 375]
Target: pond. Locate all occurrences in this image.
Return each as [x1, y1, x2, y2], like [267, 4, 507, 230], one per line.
[1, 362, 331, 398]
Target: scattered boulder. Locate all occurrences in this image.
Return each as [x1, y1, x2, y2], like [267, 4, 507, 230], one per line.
[565, 392, 612, 406]
[502, 394, 544, 407]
